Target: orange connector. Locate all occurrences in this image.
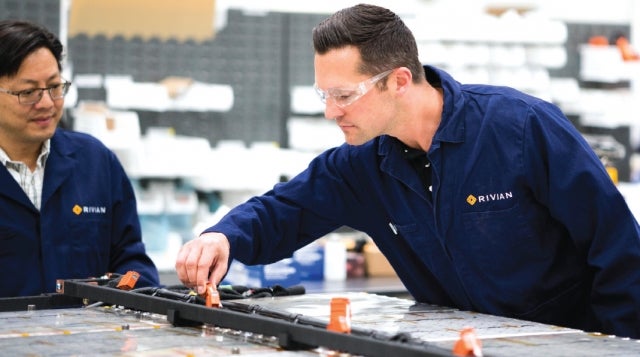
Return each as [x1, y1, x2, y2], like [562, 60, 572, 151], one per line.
[202, 282, 221, 308]
[453, 326, 483, 357]
[588, 35, 609, 46]
[116, 271, 140, 290]
[616, 36, 640, 61]
[327, 297, 351, 334]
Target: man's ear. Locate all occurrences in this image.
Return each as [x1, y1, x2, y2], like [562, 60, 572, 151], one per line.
[393, 67, 413, 94]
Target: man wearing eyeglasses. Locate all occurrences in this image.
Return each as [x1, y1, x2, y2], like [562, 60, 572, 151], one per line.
[0, 20, 159, 297]
[176, 4, 640, 338]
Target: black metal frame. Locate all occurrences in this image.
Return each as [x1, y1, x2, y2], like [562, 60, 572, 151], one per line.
[0, 293, 83, 312]
[52, 279, 452, 357]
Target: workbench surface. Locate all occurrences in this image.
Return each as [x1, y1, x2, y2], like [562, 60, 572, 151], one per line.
[1, 291, 638, 356]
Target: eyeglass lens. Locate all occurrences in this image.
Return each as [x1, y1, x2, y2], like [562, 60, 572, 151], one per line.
[314, 69, 392, 108]
[19, 83, 69, 104]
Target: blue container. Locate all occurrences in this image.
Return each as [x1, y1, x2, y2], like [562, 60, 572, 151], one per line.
[293, 242, 324, 281]
[222, 259, 301, 287]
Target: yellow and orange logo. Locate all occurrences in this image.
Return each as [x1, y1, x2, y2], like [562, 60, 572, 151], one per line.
[466, 195, 477, 206]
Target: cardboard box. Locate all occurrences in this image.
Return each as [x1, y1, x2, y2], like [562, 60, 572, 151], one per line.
[363, 242, 397, 277]
[68, 0, 216, 42]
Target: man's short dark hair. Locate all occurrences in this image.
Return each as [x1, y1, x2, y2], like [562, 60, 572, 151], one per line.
[0, 20, 63, 78]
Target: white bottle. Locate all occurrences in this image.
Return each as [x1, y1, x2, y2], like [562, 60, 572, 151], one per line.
[323, 234, 347, 281]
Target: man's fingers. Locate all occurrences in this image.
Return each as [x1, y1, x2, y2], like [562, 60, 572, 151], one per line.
[195, 246, 217, 294]
[174, 232, 230, 293]
[175, 240, 207, 289]
[209, 236, 230, 286]
[174, 243, 194, 285]
[209, 258, 229, 287]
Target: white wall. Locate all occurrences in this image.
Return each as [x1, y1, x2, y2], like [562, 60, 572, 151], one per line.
[533, 0, 634, 24]
[215, 0, 635, 21]
[61, 1, 639, 45]
[215, 0, 639, 44]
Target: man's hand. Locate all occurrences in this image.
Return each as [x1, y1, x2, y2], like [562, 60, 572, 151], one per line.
[175, 232, 230, 294]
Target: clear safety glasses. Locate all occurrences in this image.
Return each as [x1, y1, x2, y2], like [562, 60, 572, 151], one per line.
[314, 69, 394, 108]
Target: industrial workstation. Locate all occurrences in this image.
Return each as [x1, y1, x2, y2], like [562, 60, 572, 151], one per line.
[1, 0, 640, 356]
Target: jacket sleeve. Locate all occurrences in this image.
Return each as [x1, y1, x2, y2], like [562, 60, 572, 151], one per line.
[203, 146, 365, 265]
[523, 102, 640, 338]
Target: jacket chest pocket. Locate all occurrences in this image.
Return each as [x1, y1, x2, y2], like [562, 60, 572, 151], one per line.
[69, 217, 110, 252]
[460, 204, 544, 273]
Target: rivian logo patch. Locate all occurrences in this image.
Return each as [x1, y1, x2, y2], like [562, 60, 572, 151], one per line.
[72, 204, 107, 215]
[466, 195, 477, 205]
[466, 191, 513, 206]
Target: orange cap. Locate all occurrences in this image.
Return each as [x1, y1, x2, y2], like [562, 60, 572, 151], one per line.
[588, 36, 609, 46]
[327, 297, 351, 333]
[203, 282, 221, 308]
[453, 326, 483, 357]
[616, 36, 640, 61]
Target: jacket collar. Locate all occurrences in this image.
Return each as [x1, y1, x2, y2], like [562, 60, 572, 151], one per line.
[426, 65, 466, 145]
[0, 129, 80, 210]
[41, 129, 78, 208]
[374, 66, 467, 199]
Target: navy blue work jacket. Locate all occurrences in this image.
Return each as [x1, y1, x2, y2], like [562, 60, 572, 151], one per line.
[207, 66, 640, 338]
[0, 129, 159, 297]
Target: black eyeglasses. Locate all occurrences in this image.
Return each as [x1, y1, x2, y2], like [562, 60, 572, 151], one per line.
[0, 82, 71, 105]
